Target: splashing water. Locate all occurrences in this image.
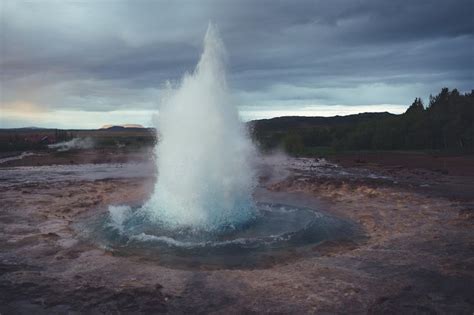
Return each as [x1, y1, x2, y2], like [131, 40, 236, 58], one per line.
[137, 24, 256, 231]
[89, 24, 358, 268]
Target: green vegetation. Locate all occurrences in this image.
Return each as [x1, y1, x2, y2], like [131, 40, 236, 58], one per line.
[250, 88, 474, 155]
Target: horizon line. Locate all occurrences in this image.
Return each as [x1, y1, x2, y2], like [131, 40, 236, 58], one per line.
[0, 109, 404, 130]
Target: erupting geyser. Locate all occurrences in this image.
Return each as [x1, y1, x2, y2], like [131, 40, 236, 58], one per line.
[90, 24, 356, 269]
[141, 24, 256, 231]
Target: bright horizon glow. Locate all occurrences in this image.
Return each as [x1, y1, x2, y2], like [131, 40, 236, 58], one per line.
[0, 103, 407, 129]
[239, 104, 406, 121]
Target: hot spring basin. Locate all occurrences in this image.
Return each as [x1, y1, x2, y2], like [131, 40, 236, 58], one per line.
[79, 199, 358, 269]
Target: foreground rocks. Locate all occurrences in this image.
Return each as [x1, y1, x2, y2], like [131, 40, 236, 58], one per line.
[0, 154, 473, 313]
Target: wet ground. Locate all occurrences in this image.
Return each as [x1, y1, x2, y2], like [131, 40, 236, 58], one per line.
[0, 151, 473, 313]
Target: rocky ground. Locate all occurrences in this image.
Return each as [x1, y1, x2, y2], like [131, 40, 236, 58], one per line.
[0, 151, 473, 314]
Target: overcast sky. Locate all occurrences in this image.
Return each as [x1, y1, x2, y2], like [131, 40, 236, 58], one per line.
[1, 0, 473, 128]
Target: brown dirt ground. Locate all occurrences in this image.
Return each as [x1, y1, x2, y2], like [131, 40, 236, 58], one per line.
[0, 151, 473, 313]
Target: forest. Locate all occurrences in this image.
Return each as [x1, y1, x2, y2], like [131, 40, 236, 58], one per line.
[250, 88, 474, 155]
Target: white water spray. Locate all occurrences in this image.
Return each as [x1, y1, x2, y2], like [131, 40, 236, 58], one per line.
[140, 24, 256, 231]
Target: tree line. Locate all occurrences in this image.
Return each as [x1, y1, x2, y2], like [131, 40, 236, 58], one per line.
[250, 88, 474, 155]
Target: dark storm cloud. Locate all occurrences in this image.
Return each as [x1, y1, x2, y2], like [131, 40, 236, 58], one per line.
[1, 0, 473, 117]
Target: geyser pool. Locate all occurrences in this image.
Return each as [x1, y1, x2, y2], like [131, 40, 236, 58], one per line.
[85, 201, 355, 269]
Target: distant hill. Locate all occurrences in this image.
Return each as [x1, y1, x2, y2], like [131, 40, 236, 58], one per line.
[249, 112, 394, 132]
[0, 126, 48, 131]
[249, 112, 397, 153]
[99, 124, 145, 131]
